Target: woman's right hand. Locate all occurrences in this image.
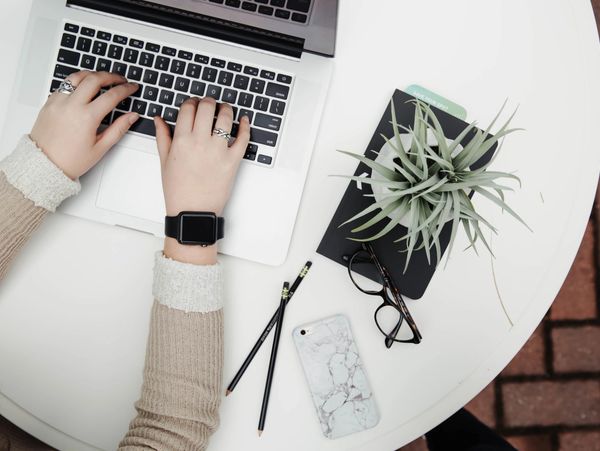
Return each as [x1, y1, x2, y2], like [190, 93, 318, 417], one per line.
[154, 97, 250, 265]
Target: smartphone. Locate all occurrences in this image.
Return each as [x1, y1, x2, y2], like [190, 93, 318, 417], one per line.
[292, 314, 380, 439]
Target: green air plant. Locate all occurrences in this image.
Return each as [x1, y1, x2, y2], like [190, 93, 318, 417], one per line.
[338, 100, 530, 272]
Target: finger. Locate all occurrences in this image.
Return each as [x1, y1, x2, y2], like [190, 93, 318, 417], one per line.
[193, 96, 218, 138]
[48, 70, 92, 102]
[154, 116, 172, 168]
[94, 112, 140, 155]
[174, 97, 200, 138]
[71, 71, 128, 104]
[89, 82, 139, 119]
[229, 115, 251, 159]
[211, 102, 234, 144]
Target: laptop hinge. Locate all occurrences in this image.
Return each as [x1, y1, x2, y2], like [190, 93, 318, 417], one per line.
[66, 0, 305, 58]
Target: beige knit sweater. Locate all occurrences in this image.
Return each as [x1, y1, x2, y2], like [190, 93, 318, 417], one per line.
[0, 137, 223, 450]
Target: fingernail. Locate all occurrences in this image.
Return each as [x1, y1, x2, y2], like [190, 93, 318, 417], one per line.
[129, 113, 140, 124]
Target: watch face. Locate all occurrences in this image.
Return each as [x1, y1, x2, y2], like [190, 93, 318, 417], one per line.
[180, 213, 217, 245]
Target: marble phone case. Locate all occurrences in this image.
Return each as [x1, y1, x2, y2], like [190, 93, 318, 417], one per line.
[292, 314, 379, 439]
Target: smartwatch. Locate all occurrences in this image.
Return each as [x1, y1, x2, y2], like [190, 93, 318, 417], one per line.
[165, 212, 225, 246]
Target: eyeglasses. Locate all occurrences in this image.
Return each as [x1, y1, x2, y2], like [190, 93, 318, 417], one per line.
[343, 242, 422, 347]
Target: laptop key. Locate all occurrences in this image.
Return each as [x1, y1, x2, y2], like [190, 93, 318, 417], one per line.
[96, 58, 111, 71]
[250, 78, 266, 93]
[146, 42, 160, 52]
[98, 31, 112, 41]
[206, 85, 222, 100]
[54, 64, 78, 79]
[190, 81, 206, 96]
[195, 54, 209, 64]
[238, 92, 254, 107]
[271, 0, 285, 6]
[269, 99, 286, 115]
[175, 77, 190, 92]
[113, 35, 128, 44]
[244, 152, 257, 161]
[258, 5, 274, 15]
[155, 56, 170, 71]
[265, 82, 290, 100]
[130, 117, 155, 136]
[170, 60, 186, 75]
[241, 2, 257, 12]
[287, 0, 310, 12]
[225, 0, 241, 7]
[81, 54, 96, 70]
[143, 86, 159, 101]
[218, 71, 233, 86]
[291, 12, 308, 23]
[186, 63, 202, 79]
[211, 58, 226, 68]
[140, 52, 155, 67]
[222, 88, 238, 104]
[178, 50, 193, 60]
[159, 73, 175, 88]
[175, 94, 190, 107]
[76, 37, 92, 52]
[244, 66, 259, 76]
[254, 112, 281, 131]
[108, 45, 123, 60]
[163, 107, 178, 122]
[162, 46, 177, 56]
[132, 100, 148, 115]
[81, 27, 95, 37]
[127, 66, 143, 81]
[274, 9, 290, 19]
[260, 70, 275, 80]
[233, 75, 249, 90]
[202, 67, 218, 82]
[65, 23, 79, 33]
[143, 69, 159, 84]
[253, 96, 269, 111]
[112, 62, 127, 76]
[50, 79, 62, 92]
[117, 97, 132, 111]
[124, 49, 139, 63]
[159, 90, 175, 105]
[61, 33, 77, 49]
[209, 0, 224, 3]
[238, 108, 254, 124]
[276, 73, 292, 84]
[148, 104, 163, 118]
[130, 39, 144, 49]
[227, 62, 242, 72]
[57, 49, 80, 66]
[257, 155, 273, 165]
[92, 41, 107, 56]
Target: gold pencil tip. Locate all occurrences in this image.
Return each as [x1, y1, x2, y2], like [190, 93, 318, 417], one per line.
[225, 390, 231, 397]
[258, 430, 263, 437]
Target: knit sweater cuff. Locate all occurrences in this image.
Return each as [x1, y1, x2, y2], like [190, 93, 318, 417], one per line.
[152, 252, 223, 313]
[0, 135, 81, 212]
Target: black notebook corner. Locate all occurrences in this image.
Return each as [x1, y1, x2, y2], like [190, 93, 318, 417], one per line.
[317, 89, 495, 300]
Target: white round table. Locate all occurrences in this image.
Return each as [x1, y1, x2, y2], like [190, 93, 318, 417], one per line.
[0, 1, 599, 450]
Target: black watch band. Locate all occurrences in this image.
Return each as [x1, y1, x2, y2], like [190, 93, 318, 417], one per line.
[165, 212, 225, 246]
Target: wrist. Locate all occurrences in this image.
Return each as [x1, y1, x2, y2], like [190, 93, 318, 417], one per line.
[163, 237, 218, 265]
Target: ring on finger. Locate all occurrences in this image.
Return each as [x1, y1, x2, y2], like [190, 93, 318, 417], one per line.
[56, 78, 77, 95]
[212, 127, 233, 146]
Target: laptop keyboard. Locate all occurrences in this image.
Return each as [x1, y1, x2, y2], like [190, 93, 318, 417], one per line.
[201, 0, 313, 24]
[50, 22, 296, 167]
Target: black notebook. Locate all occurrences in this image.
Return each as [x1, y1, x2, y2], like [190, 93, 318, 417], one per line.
[317, 89, 495, 299]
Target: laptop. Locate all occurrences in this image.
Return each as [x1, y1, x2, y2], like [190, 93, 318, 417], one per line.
[0, 0, 337, 265]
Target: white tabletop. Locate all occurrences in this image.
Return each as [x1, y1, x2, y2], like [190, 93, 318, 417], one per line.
[1, 1, 599, 450]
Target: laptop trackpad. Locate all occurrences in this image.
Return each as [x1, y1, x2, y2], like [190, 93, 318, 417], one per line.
[96, 147, 165, 223]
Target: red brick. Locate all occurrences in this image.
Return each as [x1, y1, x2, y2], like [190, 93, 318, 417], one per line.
[560, 431, 600, 451]
[502, 380, 600, 427]
[397, 437, 428, 451]
[552, 326, 600, 373]
[550, 222, 597, 320]
[465, 382, 496, 428]
[502, 325, 546, 376]
[507, 434, 552, 451]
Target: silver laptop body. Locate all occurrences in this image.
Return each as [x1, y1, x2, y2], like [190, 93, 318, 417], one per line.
[0, 0, 336, 265]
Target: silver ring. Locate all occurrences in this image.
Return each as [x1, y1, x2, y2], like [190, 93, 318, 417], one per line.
[56, 79, 76, 95]
[212, 128, 233, 145]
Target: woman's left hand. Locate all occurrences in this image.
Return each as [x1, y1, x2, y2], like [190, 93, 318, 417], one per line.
[30, 71, 140, 180]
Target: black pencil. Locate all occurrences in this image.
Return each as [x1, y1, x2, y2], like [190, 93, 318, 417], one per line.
[258, 282, 289, 436]
[225, 261, 312, 396]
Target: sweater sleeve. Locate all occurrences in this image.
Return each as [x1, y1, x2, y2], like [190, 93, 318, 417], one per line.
[119, 254, 224, 451]
[0, 136, 80, 280]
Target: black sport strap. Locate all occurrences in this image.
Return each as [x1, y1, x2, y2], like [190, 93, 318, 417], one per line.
[164, 215, 225, 241]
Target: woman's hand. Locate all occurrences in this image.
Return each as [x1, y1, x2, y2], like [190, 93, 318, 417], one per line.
[154, 97, 250, 265]
[30, 71, 140, 180]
